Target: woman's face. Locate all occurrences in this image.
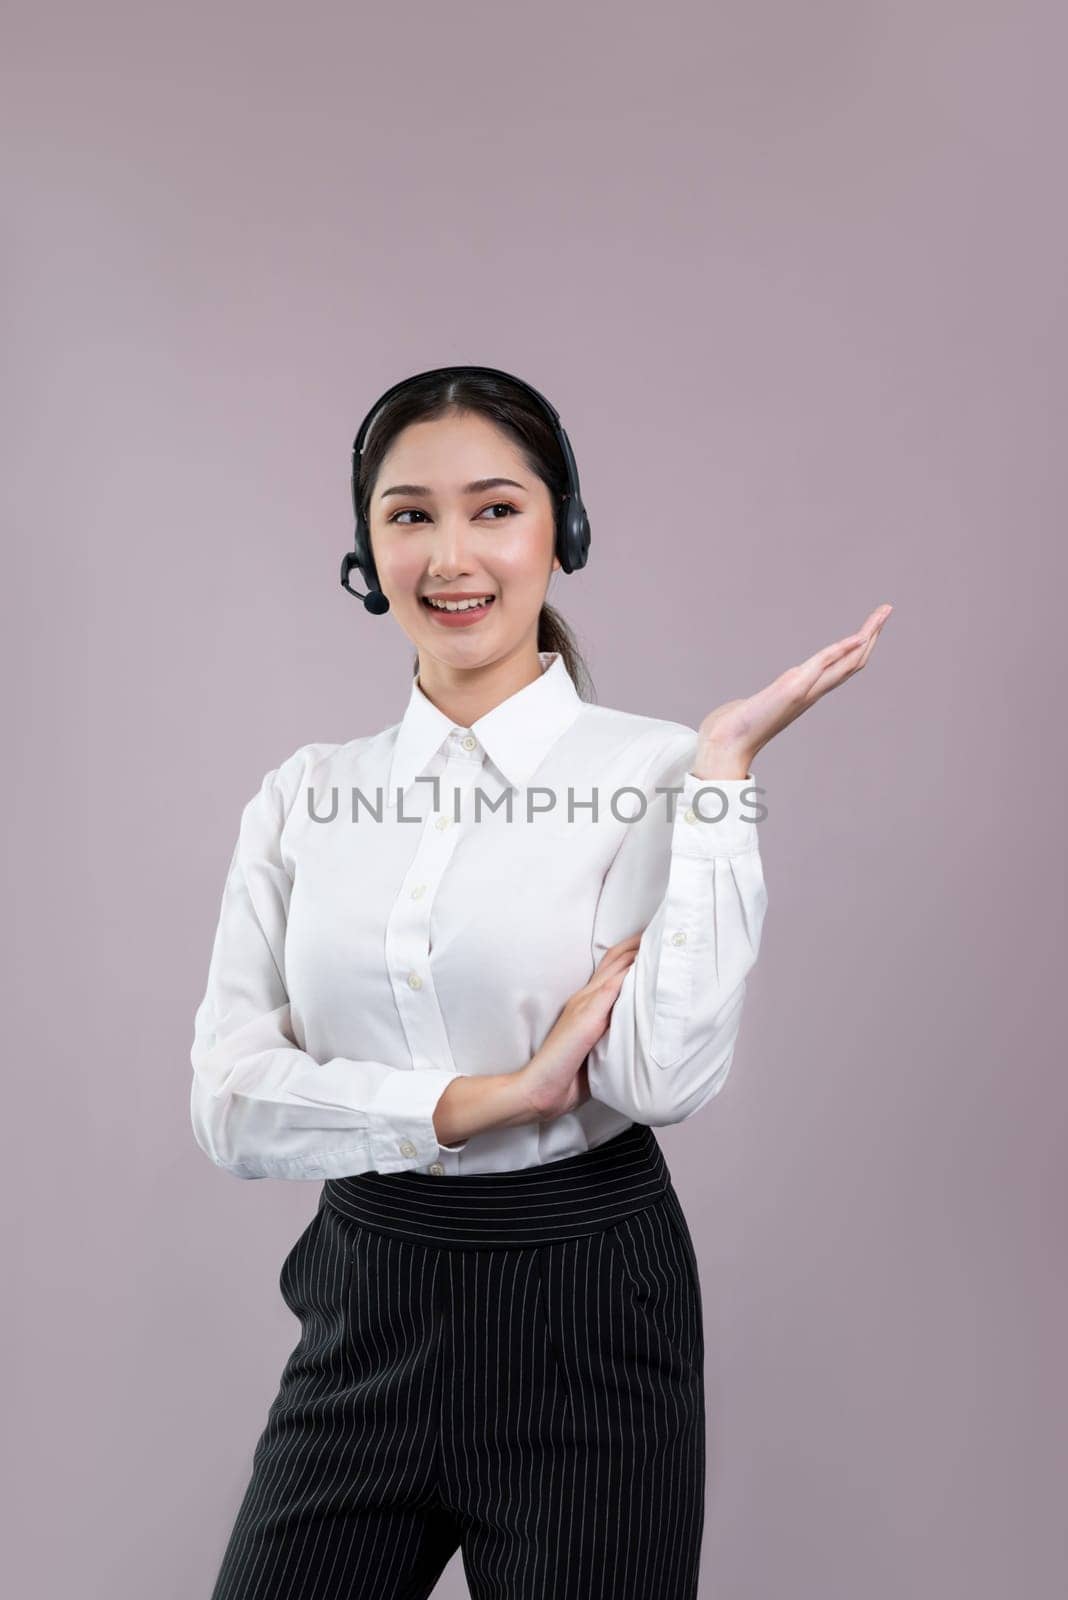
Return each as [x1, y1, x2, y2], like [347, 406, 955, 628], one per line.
[367, 409, 560, 670]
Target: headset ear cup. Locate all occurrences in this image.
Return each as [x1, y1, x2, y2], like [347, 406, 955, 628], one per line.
[558, 498, 590, 574]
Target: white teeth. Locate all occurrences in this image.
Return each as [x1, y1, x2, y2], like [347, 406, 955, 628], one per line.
[425, 596, 494, 612]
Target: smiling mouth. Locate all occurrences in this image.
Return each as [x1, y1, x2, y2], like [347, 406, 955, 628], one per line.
[421, 595, 497, 613]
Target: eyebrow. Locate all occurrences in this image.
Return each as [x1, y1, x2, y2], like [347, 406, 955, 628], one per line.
[379, 477, 528, 501]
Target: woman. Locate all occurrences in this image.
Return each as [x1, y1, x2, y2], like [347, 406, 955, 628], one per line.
[191, 365, 891, 1599]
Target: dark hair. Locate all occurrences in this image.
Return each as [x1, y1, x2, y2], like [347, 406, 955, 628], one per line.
[354, 369, 596, 702]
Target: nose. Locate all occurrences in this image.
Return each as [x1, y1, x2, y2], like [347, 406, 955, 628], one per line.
[426, 512, 480, 578]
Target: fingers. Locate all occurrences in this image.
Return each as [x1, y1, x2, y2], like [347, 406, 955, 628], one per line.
[833, 603, 891, 677]
[595, 946, 641, 985]
[591, 935, 642, 990]
[792, 603, 893, 701]
[798, 628, 866, 680]
[596, 932, 643, 965]
[855, 606, 890, 666]
[841, 604, 892, 664]
[597, 956, 637, 1001]
[850, 603, 893, 658]
[797, 604, 893, 681]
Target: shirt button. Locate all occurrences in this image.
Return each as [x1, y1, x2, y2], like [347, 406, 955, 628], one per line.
[461, 735, 477, 751]
[434, 814, 451, 830]
[407, 972, 423, 989]
[410, 883, 427, 899]
[399, 1139, 417, 1157]
[671, 930, 687, 946]
[683, 807, 697, 824]
[429, 1162, 445, 1176]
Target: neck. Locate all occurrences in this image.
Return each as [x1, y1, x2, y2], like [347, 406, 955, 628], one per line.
[415, 639, 547, 728]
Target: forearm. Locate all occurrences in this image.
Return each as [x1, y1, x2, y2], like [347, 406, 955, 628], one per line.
[433, 1068, 538, 1146]
[585, 759, 767, 1126]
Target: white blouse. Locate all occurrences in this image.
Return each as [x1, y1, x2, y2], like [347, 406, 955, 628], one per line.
[190, 651, 768, 1180]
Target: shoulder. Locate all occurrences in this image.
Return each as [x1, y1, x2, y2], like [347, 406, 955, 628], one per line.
[574, 700, 699, 780]
[252, 735, 378, 816]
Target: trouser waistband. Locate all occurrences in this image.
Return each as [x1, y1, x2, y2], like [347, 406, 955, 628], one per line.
[321, 1121, 670, 1249]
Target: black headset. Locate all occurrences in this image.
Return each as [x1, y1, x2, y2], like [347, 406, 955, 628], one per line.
[340, 365, 591, 614]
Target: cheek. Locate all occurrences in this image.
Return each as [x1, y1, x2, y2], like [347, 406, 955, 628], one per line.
[376, 542, 424, 595]
[492, 534, 557, 589]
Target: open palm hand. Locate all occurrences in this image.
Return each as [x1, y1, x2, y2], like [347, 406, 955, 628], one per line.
[694, 603, 893, 777]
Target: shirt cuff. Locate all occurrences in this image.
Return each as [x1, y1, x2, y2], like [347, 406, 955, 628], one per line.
[367, 1066, 469, 1169]
[671, 770, 763, 858]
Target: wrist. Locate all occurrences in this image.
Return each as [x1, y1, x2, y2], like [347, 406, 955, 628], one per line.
[505, 1064, 550, 1127]
[443, 1069, 543, 1137]
[692, 742, 754, 781]
[433, 1071, 523, 1144]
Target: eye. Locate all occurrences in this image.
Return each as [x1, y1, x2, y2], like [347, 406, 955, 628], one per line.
[387, 503, 518, 525]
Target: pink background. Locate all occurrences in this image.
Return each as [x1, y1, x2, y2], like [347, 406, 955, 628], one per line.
[5, 2, 1066, 1595]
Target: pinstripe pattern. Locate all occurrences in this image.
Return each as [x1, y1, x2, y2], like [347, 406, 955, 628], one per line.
[209, 1125, 706, 1598]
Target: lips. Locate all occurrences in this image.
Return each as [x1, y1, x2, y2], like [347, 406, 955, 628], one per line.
[420, 594, 497, 627]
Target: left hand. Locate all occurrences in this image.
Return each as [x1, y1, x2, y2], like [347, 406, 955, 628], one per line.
[693, 603, 894, 779]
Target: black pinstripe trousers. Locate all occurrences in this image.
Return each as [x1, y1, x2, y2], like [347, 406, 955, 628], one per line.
[208, 1122, 706, 1599]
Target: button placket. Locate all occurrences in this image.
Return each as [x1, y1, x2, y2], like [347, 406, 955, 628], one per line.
[383, 754, 482, 1095]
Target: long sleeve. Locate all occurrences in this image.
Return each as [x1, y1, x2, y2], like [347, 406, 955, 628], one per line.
[585, 730, 768, 1126]
[189, 761, 468, 1180]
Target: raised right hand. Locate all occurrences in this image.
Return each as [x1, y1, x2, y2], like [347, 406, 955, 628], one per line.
[519, 932, 644, 1123]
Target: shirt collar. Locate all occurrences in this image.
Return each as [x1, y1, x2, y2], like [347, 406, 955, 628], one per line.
[386, 650, 584, 800]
